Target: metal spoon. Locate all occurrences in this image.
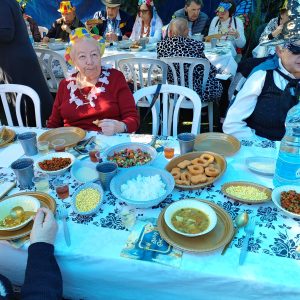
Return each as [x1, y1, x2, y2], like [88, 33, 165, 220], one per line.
[221, 211, 249, 255]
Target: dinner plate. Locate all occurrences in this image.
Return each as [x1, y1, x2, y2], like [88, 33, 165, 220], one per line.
[245, 157, 276, 176]
[221, 181, 272, 204]
[194, 132, 240, 156]
[157, 199, 234, 253]
[0, 127, 16, 148]
[130, 46, 142, 52]
[0, 195, 40, 231]
[38, 127, 86, 149]
[0, 192, 56, 240]
[165, 151, 226, 190]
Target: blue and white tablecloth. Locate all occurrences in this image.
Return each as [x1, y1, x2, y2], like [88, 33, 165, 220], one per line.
[0, 128, 299, 300]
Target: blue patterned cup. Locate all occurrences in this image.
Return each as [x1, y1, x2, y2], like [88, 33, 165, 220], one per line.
[96, 162, 118, 191]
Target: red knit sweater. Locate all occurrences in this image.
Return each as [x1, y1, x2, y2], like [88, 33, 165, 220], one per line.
[47, 68, 139, 133]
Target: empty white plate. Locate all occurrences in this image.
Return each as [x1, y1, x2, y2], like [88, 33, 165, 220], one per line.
[245, 157, 276, 176]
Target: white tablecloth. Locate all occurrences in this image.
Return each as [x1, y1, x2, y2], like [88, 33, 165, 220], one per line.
[0, 128, 299, 300]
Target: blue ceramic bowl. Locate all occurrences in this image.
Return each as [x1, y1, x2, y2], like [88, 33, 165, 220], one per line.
[72, 182, 104, 215]
[110, 166, 175, 208]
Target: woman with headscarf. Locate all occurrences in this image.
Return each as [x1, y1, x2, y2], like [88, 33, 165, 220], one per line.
[208, 0, 246, 49]
[47, 28, 139, 135]
[130, 0, 163, 43]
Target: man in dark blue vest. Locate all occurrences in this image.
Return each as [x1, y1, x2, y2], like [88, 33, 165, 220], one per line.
[223, 40, 300, 141]
[89, 0, 134, 42]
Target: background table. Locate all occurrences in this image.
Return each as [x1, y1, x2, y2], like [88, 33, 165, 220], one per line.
[0, 128, 299, 300]
[53, 40, 237, 77]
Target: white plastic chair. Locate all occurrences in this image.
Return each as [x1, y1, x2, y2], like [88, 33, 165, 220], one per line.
[160, 56, 214, 134]
[38, 26, 48, 38]
[34, 48, 69, 93]
[101, 54, 135, 69]
[118, 57, 168, 107]
[0, 84, 42, 128]
[133, 84, 201, 136]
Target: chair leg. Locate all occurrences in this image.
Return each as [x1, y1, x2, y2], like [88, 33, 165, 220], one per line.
[168, 99, 175, 136]
[208, 102, 214, 132]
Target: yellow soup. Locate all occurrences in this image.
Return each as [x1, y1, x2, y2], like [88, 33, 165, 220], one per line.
[171, 208, 210, 234]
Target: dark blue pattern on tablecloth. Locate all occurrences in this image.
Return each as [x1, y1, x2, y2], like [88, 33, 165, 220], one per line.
[1, 135, 299, 261]
[241, 139, 276, 148]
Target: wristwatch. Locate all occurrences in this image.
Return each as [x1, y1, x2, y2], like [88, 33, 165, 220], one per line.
[123, 122, 128, 133]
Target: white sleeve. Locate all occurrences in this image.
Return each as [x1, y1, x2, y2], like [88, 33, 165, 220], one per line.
[149, 17, 163, 43]
[234, 17, 246, 48]
[223, 70, 267, 140]
[208, 17, 218, 36]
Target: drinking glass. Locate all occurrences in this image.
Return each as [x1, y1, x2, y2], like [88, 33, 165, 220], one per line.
[32, 174, 49, 192]
[37, 141, 49, 155]
[53, 178, 69, 200]
[86, 144, 100, 163]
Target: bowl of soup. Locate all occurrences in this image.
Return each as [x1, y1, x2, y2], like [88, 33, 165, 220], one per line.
[164, 199, 218, 237]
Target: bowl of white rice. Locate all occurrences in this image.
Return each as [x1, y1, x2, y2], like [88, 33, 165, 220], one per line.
[110, 166, 175, 208]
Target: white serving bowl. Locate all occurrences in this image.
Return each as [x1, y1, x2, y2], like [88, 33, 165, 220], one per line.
[272, 185, 300, 218]
[110, 166, 175, 208]
[164, 199, 218, 237]
[35, 152, 75, 176]
[72, 182, 104, 215]
[104, 142, 157, 168]
[71, 158, 99, 184]
[0, 195, 40, 231]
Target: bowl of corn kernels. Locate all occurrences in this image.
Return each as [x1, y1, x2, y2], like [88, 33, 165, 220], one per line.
[72, 182, 103, 215]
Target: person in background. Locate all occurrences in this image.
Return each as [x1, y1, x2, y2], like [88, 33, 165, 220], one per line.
[43, 1, 84, 43]
[208, 0, 246, 50]
[252, 5, 289, 57]
[157, 18, 223, 104]
[21, 4, 41, 42]
[130, 0, 163, 43]
[0, 0, 54, 126]
[48, 28, 139, 135]
[223, 41, 300, 141]
[89, 0, 134, 42]
[172, 0, 210, 37]
[0, 208, 62, 299]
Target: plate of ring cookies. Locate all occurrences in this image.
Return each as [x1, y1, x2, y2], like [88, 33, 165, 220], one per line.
[165, 151, 227, 190]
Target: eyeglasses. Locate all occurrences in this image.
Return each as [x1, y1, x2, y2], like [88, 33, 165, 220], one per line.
[139, 9, 150, 14]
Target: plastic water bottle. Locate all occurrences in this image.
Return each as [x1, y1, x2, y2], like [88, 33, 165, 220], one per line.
[273, 101, 300, 187]
[25, 20, 34, 44]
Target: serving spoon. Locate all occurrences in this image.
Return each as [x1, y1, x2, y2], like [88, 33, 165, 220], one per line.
[221, 211, 249, 255]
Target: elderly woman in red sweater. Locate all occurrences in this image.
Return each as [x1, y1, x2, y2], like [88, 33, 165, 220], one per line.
[47, 28, 139, 135]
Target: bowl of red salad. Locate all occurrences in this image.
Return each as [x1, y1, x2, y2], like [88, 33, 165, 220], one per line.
[104, 142, 157, 168]
[272, 185, 300, 218]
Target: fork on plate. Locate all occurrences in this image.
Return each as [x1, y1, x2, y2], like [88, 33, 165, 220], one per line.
[239, 216, 256, 265]
[57, 205, 71, 247]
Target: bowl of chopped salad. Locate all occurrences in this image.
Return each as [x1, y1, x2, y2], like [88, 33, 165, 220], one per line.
[272, 185, 300, 218]
[104, 143, 157, 168]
